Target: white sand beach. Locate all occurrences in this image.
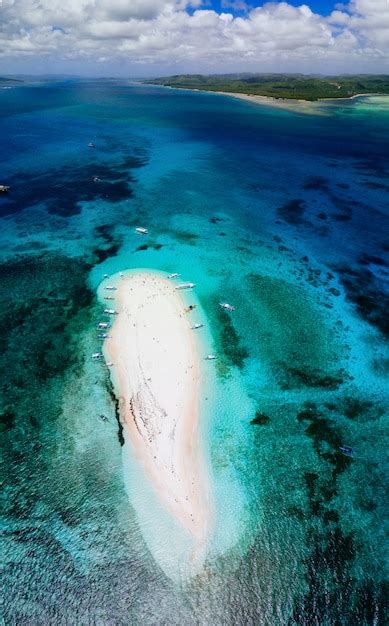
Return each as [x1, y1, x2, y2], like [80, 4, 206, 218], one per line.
[103, 272, 212, 554]
[211, 90, 386, 115]
[218, 91, 329, 115]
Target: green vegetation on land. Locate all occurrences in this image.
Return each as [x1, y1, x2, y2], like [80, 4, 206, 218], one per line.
[145, 73, 389, 101]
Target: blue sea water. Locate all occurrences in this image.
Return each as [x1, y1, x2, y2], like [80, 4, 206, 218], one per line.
[1, 80, 388, 624]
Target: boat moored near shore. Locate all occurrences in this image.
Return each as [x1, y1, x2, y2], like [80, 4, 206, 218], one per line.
[176, 282, 196, 290]
[220, 302, 235, 311]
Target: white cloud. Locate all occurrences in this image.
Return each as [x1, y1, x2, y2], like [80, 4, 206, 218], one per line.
[0, 0, 388, 73]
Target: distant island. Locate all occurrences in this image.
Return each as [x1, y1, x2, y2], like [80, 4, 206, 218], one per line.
[0, 77, 23, 83]
[145, 73, 389, 101]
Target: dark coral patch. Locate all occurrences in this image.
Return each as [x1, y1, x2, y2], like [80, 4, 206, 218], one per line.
[335, 265, 389, 338]
[358, 253, 388, 267]
[210, 216, 228, 224]
[277, 199, 307, 225]
[363, 180, 389, 190]
[285, 367, 347, 390]
[92, 224, 122, 263]
[251, 411, 270, 426]
[172, 230, 198, 245]
[0, 252, 94, 489]
[289, 528, 356, 625]
[0, 152, 146, 219]
[343, 397, 384, 421]
[302, 176, 329, 191]
[215, 304, 248, 369]
[93, 243, 120, 264]
[0, 410, 16, 432]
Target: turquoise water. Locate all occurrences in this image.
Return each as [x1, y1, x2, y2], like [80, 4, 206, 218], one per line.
[1, 81, 388, 624]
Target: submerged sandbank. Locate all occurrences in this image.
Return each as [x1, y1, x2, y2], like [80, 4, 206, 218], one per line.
[102, 271, 212, 554]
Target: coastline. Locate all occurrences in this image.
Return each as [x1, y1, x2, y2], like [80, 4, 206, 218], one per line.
[100, 271, 212, 555]
[150, 83, 386, 115]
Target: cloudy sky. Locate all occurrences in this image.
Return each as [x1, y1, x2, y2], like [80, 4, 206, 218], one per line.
[0, 0, 388, 76]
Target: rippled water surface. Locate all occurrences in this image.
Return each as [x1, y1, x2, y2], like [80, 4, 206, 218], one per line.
[1, 81, 388, 624]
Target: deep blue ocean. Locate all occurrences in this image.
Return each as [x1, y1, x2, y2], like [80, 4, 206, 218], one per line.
[1, 80, 388, 625]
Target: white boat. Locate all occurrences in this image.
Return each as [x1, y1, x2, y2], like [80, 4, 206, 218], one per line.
[88, 142, 95, 148]
[104, 296, 114, 301]
[191, 323, 204, 330]
[205, 354, 217, 360]
[97, 322, 110, 329]
[220, 302, 235, 311]
[168, 273, 181, 279]
[98, 334, 111, 339]
[106, 361, 114, 367]
[0, 185, 10, 193]
[104, 309, 117, 315]
[103, 273, 109, 278]
[175, 282, 196, 290]
[135, 227, 148, 235]
[92, 352, 103, 360]
[104, 286, 117, 291]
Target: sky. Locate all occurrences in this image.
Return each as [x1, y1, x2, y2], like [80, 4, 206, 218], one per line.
[0, 0, 388, 77]
[204, 1, 337, 16]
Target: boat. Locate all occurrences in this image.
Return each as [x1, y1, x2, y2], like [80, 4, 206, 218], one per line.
[220, 302, 235, 311]
[104, 296, 115, 301]
[92, 352, 103, 360]
[0, 185, 10, 193]
[168, 273, 181, 279]
[339, 445, 354, 457]
[99, 414, 109, 422]
[88, 142, 95, 148]
[104, 308, 117, 315]
[103, 273, 109, 278]
[104, 286, 117, 291]
[191, 323, 204, 330]
[205, 354, 217, 360]
[106, 361, 114, 367]
[98, 334, 111, 339]
[175, 282, 196, 290]
[135, 227, 148, 235]
[97, 322, 110, 329]
[92, 176, 101, 182]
